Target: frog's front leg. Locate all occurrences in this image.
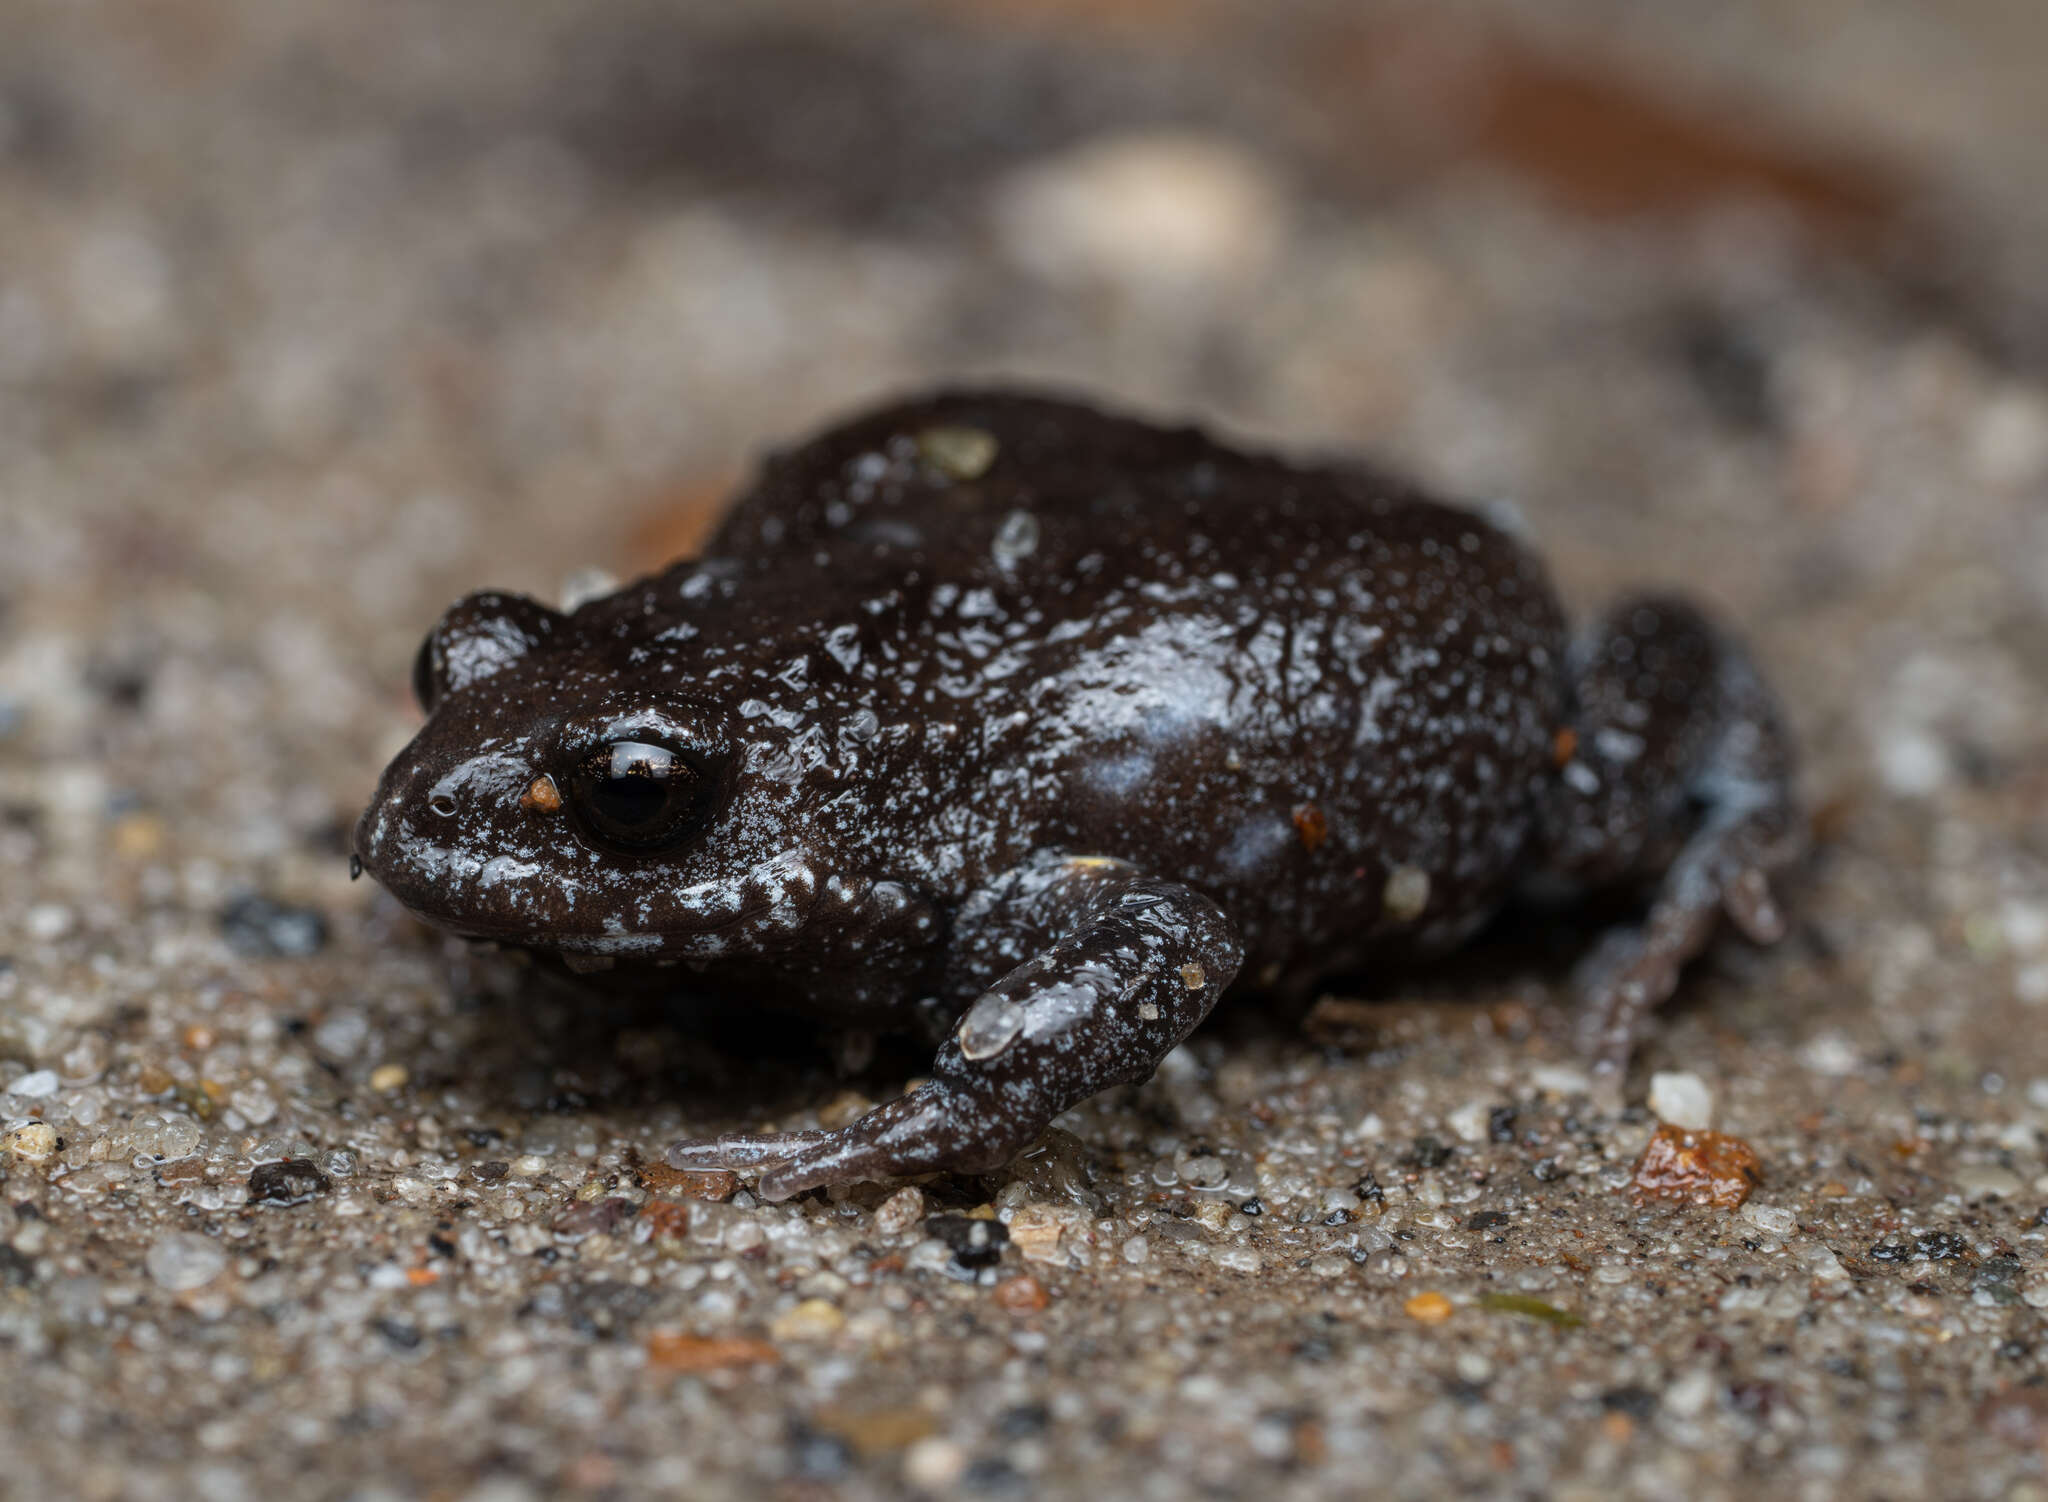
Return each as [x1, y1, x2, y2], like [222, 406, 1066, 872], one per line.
[671, 860, 1243, 1200]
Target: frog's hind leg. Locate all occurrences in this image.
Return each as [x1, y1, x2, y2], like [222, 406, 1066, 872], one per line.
[1536, 597, 1806, 1080]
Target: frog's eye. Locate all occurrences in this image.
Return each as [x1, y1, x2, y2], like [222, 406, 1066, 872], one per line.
[566, 740, 721, 853]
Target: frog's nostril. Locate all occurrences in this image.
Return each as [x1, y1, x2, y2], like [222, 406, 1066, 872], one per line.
[428, 793, 459, 819]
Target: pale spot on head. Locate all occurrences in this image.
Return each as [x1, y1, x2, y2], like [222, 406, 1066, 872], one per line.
[1383, 865, 1432, 922]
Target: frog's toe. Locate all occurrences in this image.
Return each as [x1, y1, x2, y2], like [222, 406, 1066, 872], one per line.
[749, 1088, 968, 1201]
[1573, 918, 1702, 1077]
[1575, 824, 1808, 1073]
[665, 1130, 830, 1170]
[1720, 865, 1787, 944]
[755, 1137, 905, 1202]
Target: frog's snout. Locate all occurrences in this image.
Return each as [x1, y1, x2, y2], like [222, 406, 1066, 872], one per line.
[357, 738, 527, 868]
[349, 770, 416, 906]
[350, 772, 396, 890]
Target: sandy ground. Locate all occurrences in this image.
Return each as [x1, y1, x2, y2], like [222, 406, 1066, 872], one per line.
[4, 3, 2048, 1498]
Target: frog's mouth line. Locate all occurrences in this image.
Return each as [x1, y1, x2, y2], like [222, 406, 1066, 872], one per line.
[432, 894, 782, 959]
[361, 842, 820, 960]
[461, 939, 726, 977]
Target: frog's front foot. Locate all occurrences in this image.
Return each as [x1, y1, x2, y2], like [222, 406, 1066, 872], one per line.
[672, 868, 1244, 1199]
[666, 1129, 831, 1171]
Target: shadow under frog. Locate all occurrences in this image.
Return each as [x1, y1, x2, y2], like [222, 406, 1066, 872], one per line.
[355, 389, 1803, 1200]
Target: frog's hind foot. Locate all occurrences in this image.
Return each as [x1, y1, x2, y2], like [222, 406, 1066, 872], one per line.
[1573, 820, 1800, 1077]
[1572, 833, 1790, 1076]
[1544, 597, 1806, 1079]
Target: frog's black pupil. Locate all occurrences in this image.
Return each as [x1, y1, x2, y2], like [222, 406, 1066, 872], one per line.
[569, 740, 711, 851]
[593, 744, 672, 827]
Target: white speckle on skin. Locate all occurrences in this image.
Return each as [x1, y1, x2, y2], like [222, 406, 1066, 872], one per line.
[1086, 751, 1155, 797]
[993, 509, 1039, 566]
[1383, 866, 1431, 921]
[477, 855, 544, 889]
[578, 920, 665, 956]
[1563, 761, 1601, 796]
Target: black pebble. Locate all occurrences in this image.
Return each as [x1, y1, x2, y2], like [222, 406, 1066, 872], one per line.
[997, 1402, 1049, 1438]
[221, 895, 330, 959]
[1409, 1135, 1451, 1170]
[961, 1457, 1026, 1494]
[924, 1213, 1009, 1271]
[247, 1158, 332, 1207]
[1601, 1386, 1659, 1419]
[786, 1420, 854, 1481]
[1914, 1230, 1971, 1262]
[375, 1317, 422, 1350]
[1673, 305, 1781, 436]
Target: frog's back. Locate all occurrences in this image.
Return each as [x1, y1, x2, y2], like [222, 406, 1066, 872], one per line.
[711, 390, 1570, 974]
[716, 390, 1488, 578]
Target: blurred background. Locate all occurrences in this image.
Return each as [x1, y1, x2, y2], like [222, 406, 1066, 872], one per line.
[7, 0, 2048, 732]
[6, 0, 2046, 840]
[8, 1, 2048, 838]
[5, 4, 2048, 1499]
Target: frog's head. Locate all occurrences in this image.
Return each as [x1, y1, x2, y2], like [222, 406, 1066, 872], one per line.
[353, 588, 840, 966]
